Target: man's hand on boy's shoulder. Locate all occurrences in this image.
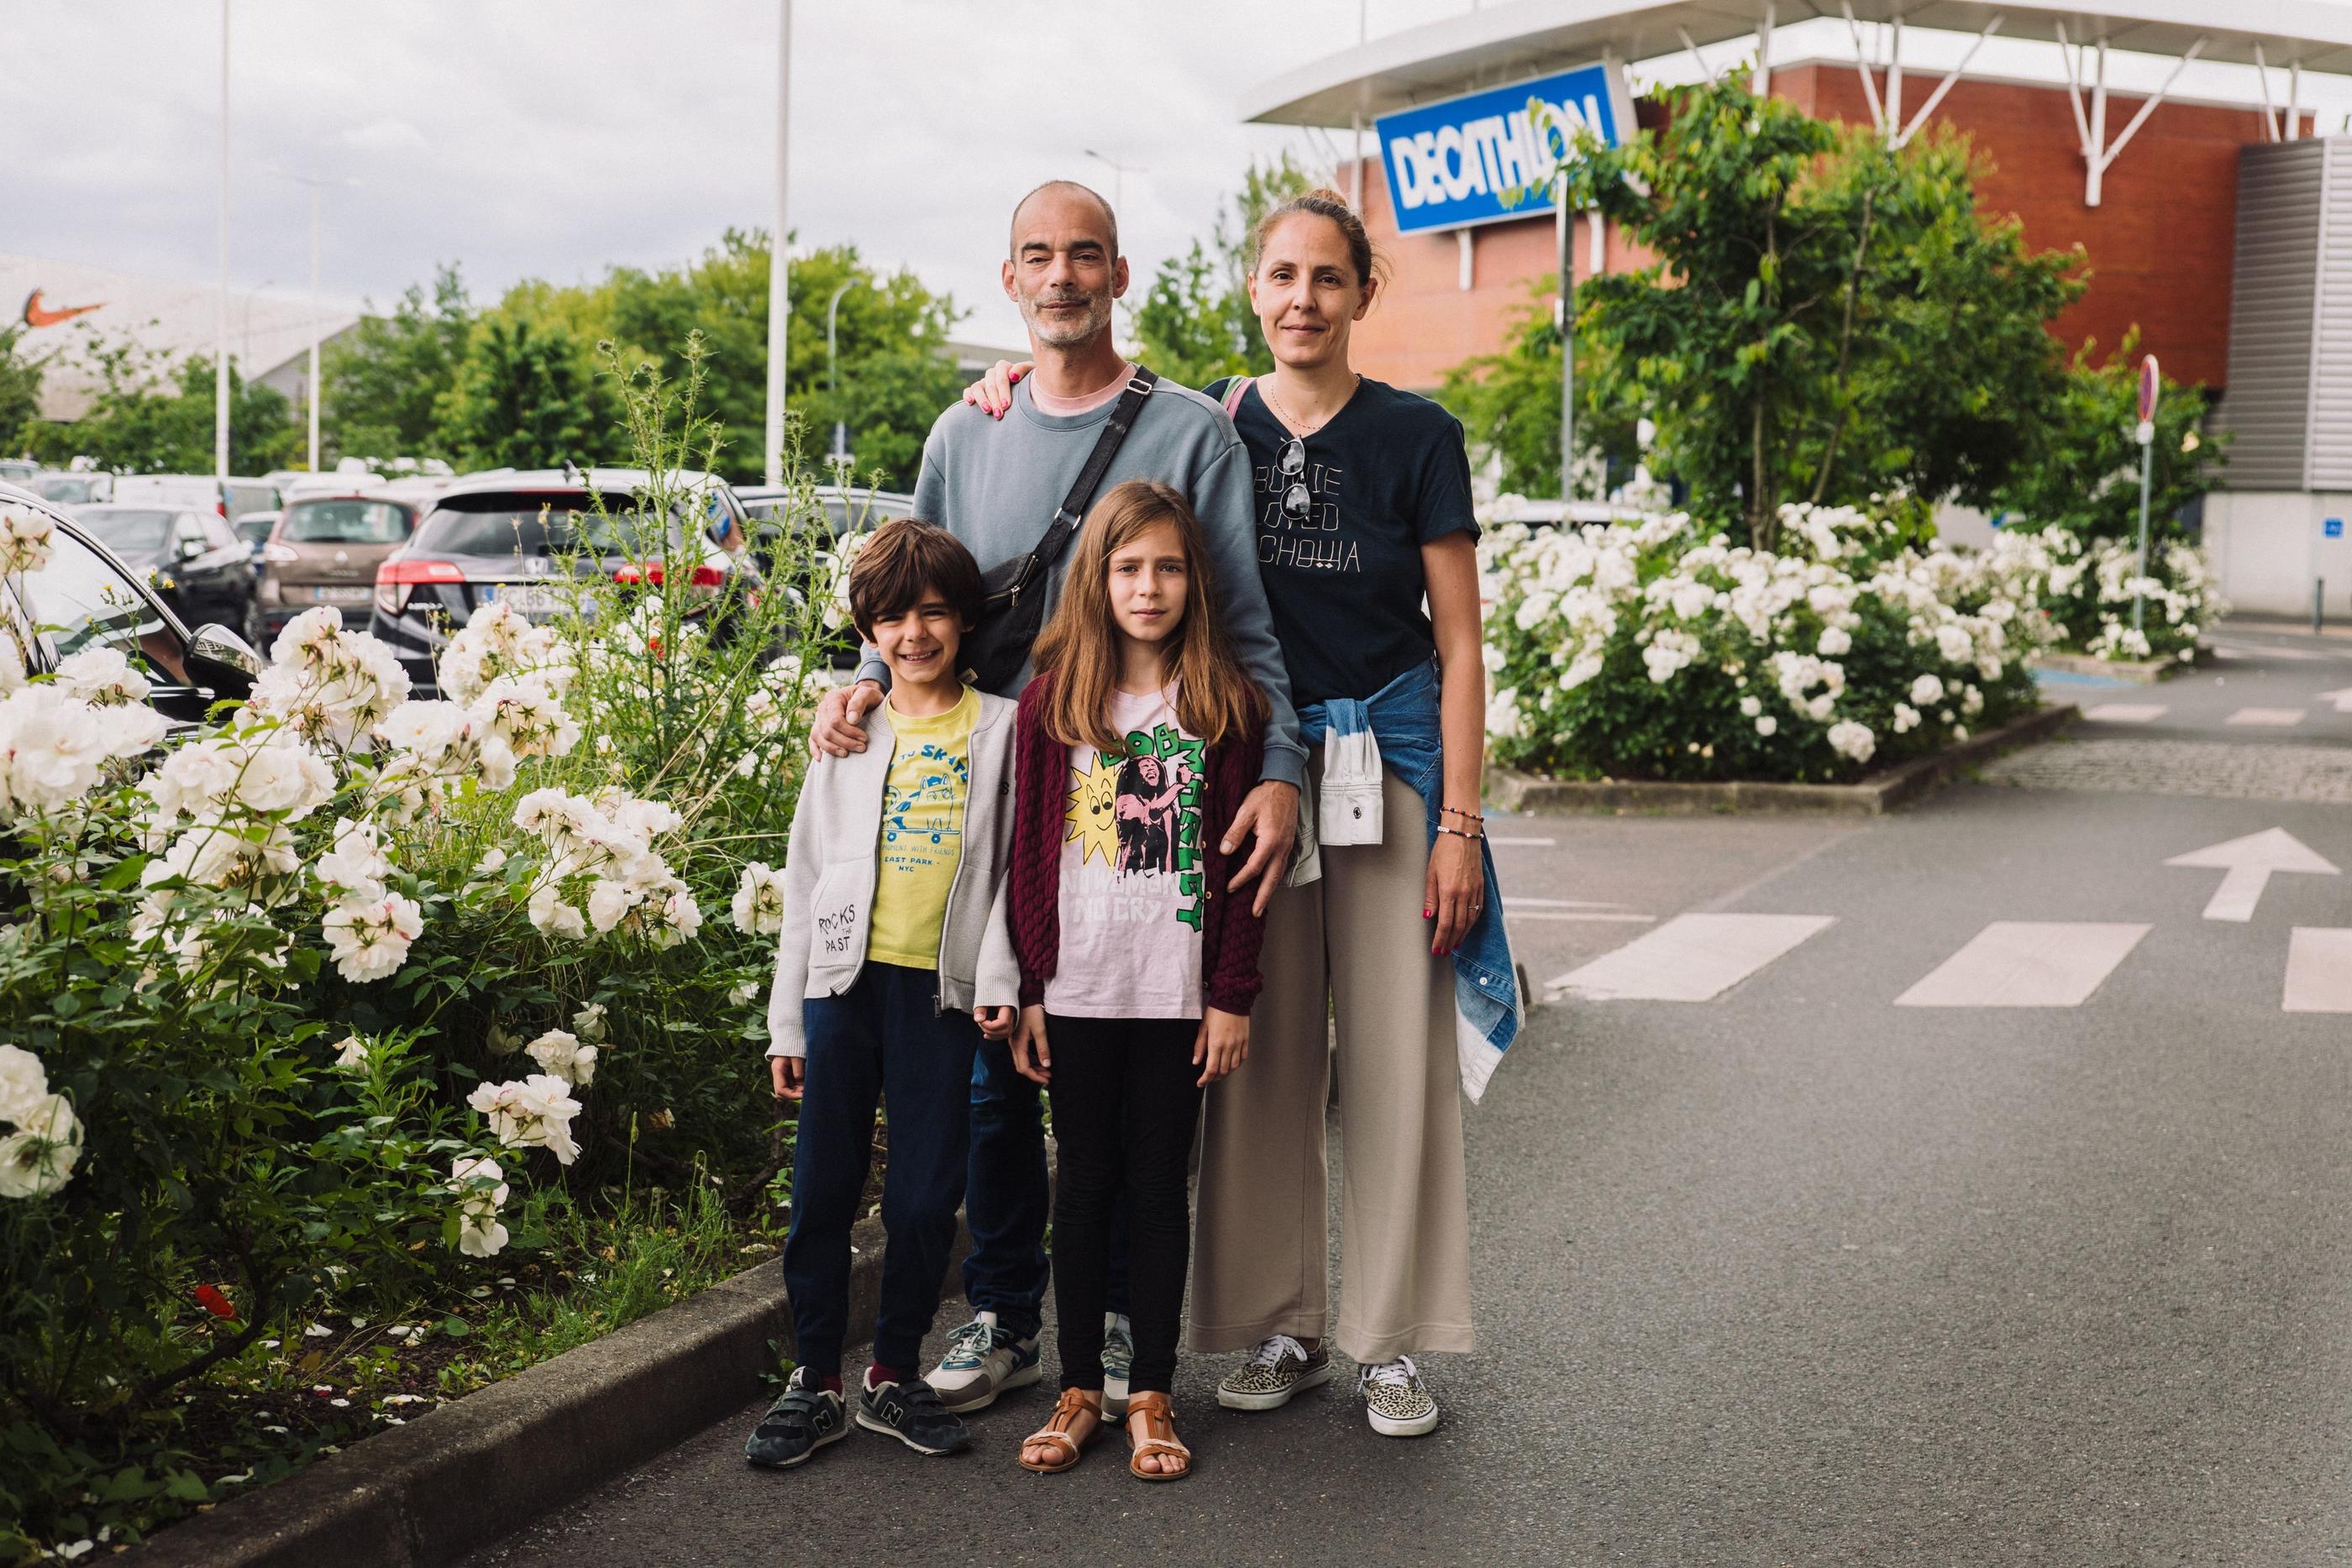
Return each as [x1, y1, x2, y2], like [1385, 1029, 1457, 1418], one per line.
[811, 679, 885, 758]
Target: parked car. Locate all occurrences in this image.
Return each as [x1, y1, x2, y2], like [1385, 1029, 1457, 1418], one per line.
[255, 493, 417, 639]
[367, 468, 757, 695]
[69, 502, 260, 642]
[0, 482, 260, 728]
[234, 508, 280, 554]
[734, 483, 906, 668]
[106, 473, 281, 524]
[226, 477, 282, 522]
[0, 459, 38, 486]
[29, 470, 113, 506]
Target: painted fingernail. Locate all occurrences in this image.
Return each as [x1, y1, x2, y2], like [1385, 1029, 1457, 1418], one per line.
[1423, 907, 1434, 919]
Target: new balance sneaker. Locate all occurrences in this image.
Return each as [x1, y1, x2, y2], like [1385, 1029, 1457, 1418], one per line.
[1101, 1312, 1135, 1420]
[926, 1310, 1042, 1414]
[857, 1372, 971, 1455]
[743, 1366, 848, 1469]
[1357, 1355, 1440, 1438]
[1217, 1334, 1334, 1412]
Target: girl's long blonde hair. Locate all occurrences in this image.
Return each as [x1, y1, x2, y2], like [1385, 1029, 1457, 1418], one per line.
[1030, 479, 1266, 757]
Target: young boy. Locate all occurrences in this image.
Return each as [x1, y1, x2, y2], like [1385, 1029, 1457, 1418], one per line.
[747, 518, 1020, 1470]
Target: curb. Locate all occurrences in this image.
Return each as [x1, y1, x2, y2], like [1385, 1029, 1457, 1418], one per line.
[1487, 702, 2079, 818]
[2033, 648, 2203, 684]
[132, 1211, 971, 1568]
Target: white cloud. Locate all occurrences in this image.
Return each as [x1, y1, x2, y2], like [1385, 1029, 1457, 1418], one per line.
[340, 119, 428, 155]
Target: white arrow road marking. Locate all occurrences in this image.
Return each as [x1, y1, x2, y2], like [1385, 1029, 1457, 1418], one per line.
[2163, 827, 2340, 921]
[2228, 708, 2308, 726]
[2284, 929, 2352, 1012]
[2317, 687, 2352, 714]
[1895, 921, 2150, 1007]
[1548, 913, 1833, 1001]
[2085, 703, 2167, 722]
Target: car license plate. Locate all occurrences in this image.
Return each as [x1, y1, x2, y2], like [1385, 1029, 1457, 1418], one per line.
[486, 582, 560, 617]
[310, 585, 374, 603]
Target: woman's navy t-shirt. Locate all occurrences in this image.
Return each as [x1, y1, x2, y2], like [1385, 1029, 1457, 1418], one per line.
[1205, 375, 1478, 708]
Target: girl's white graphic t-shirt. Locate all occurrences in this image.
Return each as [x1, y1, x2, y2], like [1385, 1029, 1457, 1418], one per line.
[1045, 685, 1208, 1020]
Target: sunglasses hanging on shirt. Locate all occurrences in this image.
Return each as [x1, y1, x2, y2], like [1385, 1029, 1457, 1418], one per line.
[1279, 435, 1310, 518]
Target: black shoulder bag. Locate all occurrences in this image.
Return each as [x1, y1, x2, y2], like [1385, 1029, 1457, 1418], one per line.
[960, 367, 1158, 693]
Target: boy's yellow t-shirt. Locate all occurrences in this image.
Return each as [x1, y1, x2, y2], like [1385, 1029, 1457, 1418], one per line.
[865, 684, 979, 970]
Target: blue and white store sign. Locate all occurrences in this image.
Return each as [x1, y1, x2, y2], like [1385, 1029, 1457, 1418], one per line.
[1375, 61, 1636, 235]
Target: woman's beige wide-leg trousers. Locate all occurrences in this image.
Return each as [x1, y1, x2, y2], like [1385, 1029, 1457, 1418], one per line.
[1189, 762, 1475, 1364]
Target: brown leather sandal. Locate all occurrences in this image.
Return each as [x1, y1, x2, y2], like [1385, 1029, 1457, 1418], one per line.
[1017, 1387, 1103, 1474]
[1124, 1391, 1192, 1481]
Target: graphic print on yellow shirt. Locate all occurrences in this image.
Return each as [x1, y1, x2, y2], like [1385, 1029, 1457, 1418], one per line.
[865, 685, 978, 970]
[1045, 686, 1208, 1020]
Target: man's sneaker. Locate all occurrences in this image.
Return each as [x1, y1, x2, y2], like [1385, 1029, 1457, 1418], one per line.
[1217, 1334, 1334, 1411]
[1357, 1355, 1440, 1438]
[743, 1366, 848, 1469]
[926, 1310, 1042, 1414]
[857, 1373, 971, 1455]
[1101, 1312, 1134, 1420]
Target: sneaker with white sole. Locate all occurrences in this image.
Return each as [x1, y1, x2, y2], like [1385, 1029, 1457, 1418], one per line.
[1357, 1355, 1439, 1437]
[857, 1372, 970, 1455]
[925, 1310, 1042, 1414]
[1217, 1334, 1334, 1412]
[1101, 1312, 1134, 1420]
[743, 1366, 849, 1469]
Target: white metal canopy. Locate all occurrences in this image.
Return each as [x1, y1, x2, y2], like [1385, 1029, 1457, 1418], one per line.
[1242, 0, 2352, 128]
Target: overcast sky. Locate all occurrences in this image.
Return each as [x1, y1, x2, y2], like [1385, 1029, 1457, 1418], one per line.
[7, 0, 2346, 353]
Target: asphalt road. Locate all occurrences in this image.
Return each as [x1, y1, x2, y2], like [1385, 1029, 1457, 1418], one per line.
[470, 629, 2352, 1567]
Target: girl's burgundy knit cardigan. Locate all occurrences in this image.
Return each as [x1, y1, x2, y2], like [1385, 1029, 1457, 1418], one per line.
[1008, 669, 1269, 1016]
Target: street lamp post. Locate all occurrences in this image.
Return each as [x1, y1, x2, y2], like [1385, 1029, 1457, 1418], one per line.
[216, 0, 232, 482]
[763, 0, 792, 487]
[1082, 149, 1143, 217]
[825, 278, 865, 467]
[281, 171, 359, 474]
[1556, 165, 1575, 501]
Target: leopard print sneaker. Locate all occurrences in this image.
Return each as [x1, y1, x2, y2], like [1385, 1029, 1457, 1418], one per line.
[1216, 1334, 1334, 1411]
[1357, 1355, 1439, 1437]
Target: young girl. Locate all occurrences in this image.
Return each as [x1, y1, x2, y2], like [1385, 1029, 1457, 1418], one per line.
[1004, 478, 1268, 1482]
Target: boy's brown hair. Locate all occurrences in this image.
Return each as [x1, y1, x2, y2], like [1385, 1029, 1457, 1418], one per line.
[847, 517, 984, 642]
[1030, 479, 1266, 756]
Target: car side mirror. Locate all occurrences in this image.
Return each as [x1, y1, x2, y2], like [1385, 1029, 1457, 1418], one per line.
[188, 622, 262, 679]
[176, 535, 207, 563]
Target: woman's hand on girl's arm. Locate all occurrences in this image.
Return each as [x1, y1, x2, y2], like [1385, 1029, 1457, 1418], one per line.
[1193, 1007, 1250, 1088]
[1425, 831, 1483, 954]
[974, 1005, 1016, 1041]
[1010, 1005, 1052, 1085]
[961, 359, 1034, 419]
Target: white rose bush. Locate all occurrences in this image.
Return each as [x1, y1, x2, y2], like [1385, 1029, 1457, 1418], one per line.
[0, 368, 843, 1550]
[1482, 503, 2055, 783]
[2030, 526, 2220, 663]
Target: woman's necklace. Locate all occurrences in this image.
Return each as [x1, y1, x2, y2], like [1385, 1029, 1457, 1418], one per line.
[1261, 373, 1360, 439]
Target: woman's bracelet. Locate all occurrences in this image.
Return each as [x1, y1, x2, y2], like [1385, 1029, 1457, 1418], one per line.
[1441, 805, 1485, 823]
[1437, 823, 1484, 841]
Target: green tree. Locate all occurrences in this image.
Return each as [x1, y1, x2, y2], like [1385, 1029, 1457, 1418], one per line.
[33, 341, 299, 473]
[1502, 77, 2084, 548]
[0, 325, 48, 454]
[435, 313, 620, 470]
[1127, 155, 1315, 388]
[1993, 331, 2221, 540]
[323, 264, 475, 465]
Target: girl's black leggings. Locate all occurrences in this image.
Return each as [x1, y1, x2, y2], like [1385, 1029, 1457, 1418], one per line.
[1042, 1014, 1204, 1397]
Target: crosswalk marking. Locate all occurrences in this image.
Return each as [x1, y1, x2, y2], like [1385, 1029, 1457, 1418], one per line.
[2084, 703, 2167, 722]
[1509, 911, 1656, 923]
[1549, 913, 1833, 1001]
[1490, 835, 1557, 847]
[2284, 929, 2352, 1012]
[1893, 921, 2150, 1008]
[2227, 707, 2307, 726]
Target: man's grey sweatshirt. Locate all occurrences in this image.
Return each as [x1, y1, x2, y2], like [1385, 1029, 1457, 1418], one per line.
[856, 375, 1305, 789]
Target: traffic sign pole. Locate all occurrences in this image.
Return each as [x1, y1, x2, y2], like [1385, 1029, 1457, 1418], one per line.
[2134, 354, 2159, 637]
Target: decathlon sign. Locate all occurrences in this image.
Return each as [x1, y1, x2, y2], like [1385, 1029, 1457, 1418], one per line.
[1375, 61, 1635, 235]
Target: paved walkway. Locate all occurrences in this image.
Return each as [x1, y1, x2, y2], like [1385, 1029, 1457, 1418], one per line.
[470, 627, 2352, 1567]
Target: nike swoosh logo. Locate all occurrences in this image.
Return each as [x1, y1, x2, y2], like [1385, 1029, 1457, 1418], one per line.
[22, 289, 102, 328]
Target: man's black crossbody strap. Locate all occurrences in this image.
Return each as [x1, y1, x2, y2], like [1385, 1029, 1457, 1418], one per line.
[964, 366, 1158, 691]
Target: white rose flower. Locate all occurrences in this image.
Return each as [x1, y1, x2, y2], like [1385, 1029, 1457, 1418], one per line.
[572, 1001, 607, 1041]
[55, 646, 151, 705]
[0, 1045, 50, 1126]
[525, 1028, 597, 1087]
[727, 979, 759, 1006]
[1908, 674, 1945, 706]
[731, 862, 788, 936]
[0, 1093, 80, 1199]
[1816, 626, 1851, 657]
[1827, 720, 1877, 764]
[467, 1073, 583, 1164]
[1739, 695, 1761, 718]
[320, 891, 423, 983]
[526, 884, 587, 941]
[0, 504, 56, 574]
[315, 817, 392, 901]
[232, 737, 336, 820]
[458, 1214, 511, 1257]
[333, 1035, 370, 1070]
[1754, 715, 1777, 737]
[1893, 703, 1920, 734]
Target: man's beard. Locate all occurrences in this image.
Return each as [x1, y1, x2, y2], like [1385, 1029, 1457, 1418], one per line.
[1021, 287, 1112, 348]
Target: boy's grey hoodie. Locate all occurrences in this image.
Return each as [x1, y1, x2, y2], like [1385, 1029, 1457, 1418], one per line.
[764, 690, 1020, 1058]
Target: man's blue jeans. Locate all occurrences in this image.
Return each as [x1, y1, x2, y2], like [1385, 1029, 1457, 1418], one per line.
[961, 1034, 1128, 1339]
[784, 963, 974, 1378]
